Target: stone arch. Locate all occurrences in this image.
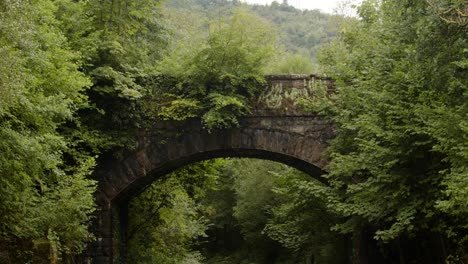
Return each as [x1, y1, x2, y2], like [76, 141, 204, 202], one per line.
[101, 116, 332, 203]
[115, 147, 327, 203]
[87, 115, 334, 264]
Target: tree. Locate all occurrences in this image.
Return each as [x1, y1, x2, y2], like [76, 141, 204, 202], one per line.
[127, 160, 224, 264]
[225, 161, 279, 263]
[0, 0, 171, 261]
[0, 0, 96, 260]
[314, 0, 467, 261]
[264, 169, 347, 264]
[55, 0, 168, 158]
[155, 8, 277, 130]
[232, 160, 280, 245]
[127, 178, 208, 264]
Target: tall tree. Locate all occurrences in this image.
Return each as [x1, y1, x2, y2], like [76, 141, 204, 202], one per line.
[55, 0, 168, 157]
[0, 0, 96, 260]
[314, 0, 467, 261]
[155, 8, 277, 130]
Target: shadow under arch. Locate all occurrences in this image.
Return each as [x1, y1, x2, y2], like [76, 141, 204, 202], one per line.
[115, 148, 328, 204]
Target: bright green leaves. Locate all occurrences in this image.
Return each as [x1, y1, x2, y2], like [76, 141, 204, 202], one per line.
[157, 96, 202, 121]
[128, 180, 208, 264]
[264, 172, 346, 263]
[31, 158, 97, 255]
[232, 160, 279, 243]
[265, 51, 317, 74]
[229, 159, 346, 263]
[0, 0, 96, 259]
[90, 66, 144, 99]
[151, 2, 339, 130]
[356, 0, 381, 25]
[202, 93, 248, 130]
[200, 10, 276, 77]
[155, 8, 276, 130]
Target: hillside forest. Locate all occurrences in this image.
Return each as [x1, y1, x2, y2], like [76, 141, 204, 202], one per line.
[0, 0, 466, 263]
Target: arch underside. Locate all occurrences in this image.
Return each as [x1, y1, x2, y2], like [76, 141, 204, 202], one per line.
[115, 148, 327, 204]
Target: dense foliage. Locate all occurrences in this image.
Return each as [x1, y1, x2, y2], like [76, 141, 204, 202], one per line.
[2, 0, 466, 263]
[0, 0, 166, 261]
[310, 0, 467, 262]
[165, 0, 341, 73]
[140, 0, 467, 263]
[2, 0, 332, 260]
[154, 8, 277, 130]
[57, 0, 167, 155]
[248, 1, 340, 66]
[0, 0, 96, 260]
[127, 162, 216, 263]
[127, 159, 344, 264]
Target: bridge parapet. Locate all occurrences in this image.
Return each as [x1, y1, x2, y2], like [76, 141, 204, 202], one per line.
[253, 74, 334, 116]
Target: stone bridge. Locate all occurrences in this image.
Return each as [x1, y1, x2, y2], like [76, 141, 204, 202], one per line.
[86, 74, 335, 264]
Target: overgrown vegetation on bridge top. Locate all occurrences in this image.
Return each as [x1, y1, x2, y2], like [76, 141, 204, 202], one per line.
[0, 0, 466, 263]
